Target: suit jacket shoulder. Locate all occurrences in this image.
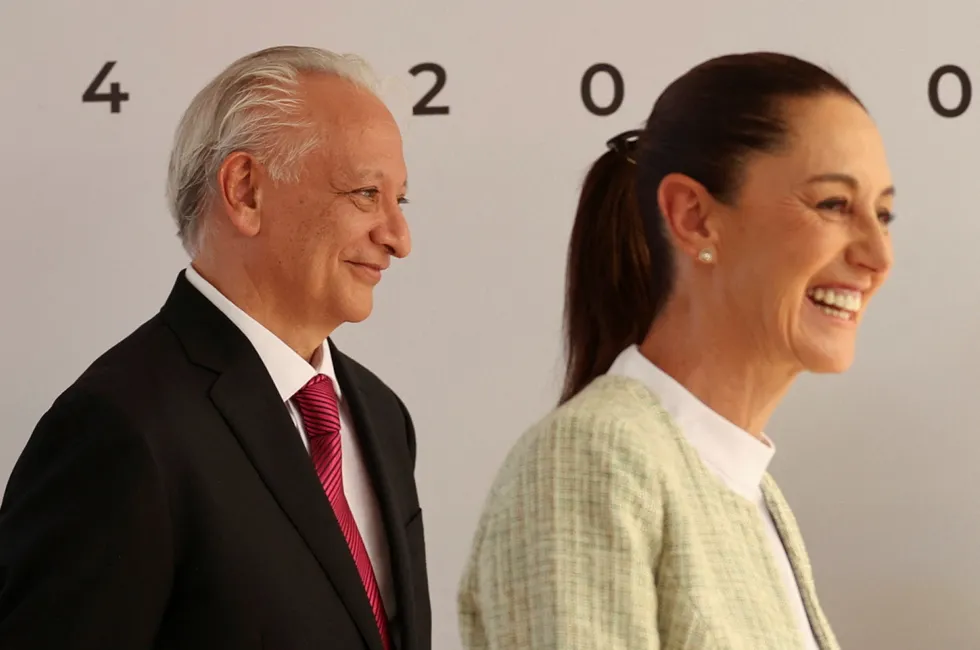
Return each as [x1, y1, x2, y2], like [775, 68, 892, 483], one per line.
[0, 313, 178, 648]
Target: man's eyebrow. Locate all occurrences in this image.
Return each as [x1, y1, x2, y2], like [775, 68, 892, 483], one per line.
[353, 169, 407, 190]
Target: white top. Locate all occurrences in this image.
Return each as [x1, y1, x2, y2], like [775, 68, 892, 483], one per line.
[184, 266, 395, 616]
[607, 345, 818, 650]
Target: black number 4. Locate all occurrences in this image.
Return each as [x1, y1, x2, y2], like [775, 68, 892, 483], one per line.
[83, 62, 130, 114]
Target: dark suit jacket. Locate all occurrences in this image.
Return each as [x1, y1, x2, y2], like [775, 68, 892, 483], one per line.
[0, 272, 431, 649]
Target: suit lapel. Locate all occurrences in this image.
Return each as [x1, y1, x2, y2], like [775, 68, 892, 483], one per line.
[161, 272, 384, 650]
[762, 475, 840, 650]
[331, 341, 417, 650]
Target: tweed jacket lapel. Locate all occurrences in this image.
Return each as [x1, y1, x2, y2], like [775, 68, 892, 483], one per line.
[761, 475, 840, 650]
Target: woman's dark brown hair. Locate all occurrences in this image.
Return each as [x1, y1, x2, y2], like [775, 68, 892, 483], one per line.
[560, 52, 863, 404]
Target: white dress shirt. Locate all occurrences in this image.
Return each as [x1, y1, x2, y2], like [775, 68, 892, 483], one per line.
[184, 266, 395, 616]
[608, 345, 819, 650]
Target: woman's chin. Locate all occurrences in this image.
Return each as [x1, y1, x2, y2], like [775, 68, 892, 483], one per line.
[792, 316, 859, 374]
[799, 347, 855, 374]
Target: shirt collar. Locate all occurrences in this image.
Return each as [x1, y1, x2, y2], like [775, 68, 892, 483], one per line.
[607, 345, 773, 498]
[183, 265, 341, 402]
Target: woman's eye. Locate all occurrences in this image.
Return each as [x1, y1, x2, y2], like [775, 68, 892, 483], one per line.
[817, 197, 895, 227]
[357, 188, 379, 199]
[816, 198, 848, 212]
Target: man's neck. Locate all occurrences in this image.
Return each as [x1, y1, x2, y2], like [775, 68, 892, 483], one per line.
[638, 300, 799, 437]
[190, 258, 329, 363]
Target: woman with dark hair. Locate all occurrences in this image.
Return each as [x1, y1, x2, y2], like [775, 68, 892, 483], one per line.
[458, 52, 895, 650]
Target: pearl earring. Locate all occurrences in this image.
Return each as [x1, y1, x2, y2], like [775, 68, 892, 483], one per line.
[697, 248, 714, 263]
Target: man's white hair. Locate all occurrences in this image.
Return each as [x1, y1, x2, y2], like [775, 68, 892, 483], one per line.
[165, 45, 380, 256]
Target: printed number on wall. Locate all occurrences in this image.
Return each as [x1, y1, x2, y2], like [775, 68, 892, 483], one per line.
[410, 63, 450, 115]
[83, 62, 130, 114]
[82, 61, 626, 118]
[929, 65, 971, 118]
[407, 63, 626, 117]
[581, 63, 624, 116]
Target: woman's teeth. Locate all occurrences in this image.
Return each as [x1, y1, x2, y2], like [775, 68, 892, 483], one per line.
[807, 287, 861, 321]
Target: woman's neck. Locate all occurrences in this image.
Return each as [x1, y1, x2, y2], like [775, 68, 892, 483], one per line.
[638, 301, 799, 437]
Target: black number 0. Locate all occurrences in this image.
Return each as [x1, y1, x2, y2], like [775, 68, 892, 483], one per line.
[928, 65, 971, 118]
[82, 61, 130, 114]
[410, 63, 450, 115]
[581, 63, 624, 116]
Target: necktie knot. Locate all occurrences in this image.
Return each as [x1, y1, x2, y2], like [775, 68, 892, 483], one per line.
[292, 374, 341, 438]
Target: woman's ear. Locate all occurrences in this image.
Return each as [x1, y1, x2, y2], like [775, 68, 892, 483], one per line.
[657, 172, 721, 262]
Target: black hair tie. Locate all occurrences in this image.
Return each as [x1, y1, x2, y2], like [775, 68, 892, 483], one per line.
[605, 129, 643, 164]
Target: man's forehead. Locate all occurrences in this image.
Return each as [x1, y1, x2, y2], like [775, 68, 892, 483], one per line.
[305, 75, 395, 128]
[316, 106, 403, 155]
[300, 77, 405, 183]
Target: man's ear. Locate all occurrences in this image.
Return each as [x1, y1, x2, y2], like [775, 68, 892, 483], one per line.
[657, 172, 721, 262]
[215, 152, 262, 238]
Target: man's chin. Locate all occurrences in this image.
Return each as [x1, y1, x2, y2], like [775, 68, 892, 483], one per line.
[338, 297, 374, 325]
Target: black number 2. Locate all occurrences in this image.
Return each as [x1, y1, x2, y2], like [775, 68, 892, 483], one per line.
[83, 61, 130, 114]
[410, 63, 449, 115]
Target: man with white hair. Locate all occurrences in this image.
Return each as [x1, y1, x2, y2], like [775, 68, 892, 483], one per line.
[0, 46, 430, 650]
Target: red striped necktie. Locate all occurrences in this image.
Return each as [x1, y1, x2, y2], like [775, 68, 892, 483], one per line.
[292, 374, 390, 649]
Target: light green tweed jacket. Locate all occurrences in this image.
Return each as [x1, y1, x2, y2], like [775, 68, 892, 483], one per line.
[457, 375, 839, 650]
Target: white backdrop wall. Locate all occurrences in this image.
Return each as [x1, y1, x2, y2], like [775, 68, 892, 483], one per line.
[2, 0, 979, 647]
